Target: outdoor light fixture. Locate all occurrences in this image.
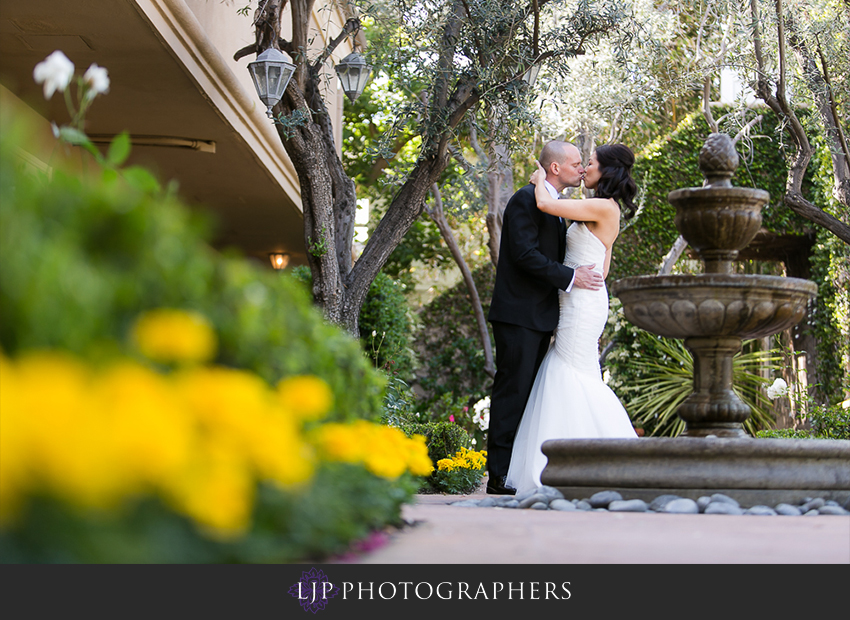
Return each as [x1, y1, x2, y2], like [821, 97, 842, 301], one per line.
[334, 51, 372, 103]
[269, 252, 290, 270]
[248, 48, 296, 118]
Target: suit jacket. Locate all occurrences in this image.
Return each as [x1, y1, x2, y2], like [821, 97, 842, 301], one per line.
[488, 184, 574, 332]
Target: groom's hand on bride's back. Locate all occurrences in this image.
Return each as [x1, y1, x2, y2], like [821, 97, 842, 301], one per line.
[573, 265, 604, 290]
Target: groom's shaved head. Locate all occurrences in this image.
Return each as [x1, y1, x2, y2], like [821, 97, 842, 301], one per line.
[539, 141, 575, 170]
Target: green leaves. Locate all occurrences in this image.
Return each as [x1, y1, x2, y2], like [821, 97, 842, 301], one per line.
[106, 132, 131, 167]
[618, 335, 782, 437]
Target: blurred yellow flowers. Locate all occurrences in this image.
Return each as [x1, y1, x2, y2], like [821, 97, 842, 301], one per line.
[1, 308, 434, 541]
[0, 350, 323, 538]
[312, 420, 433, 479]
[131, 308, 217, 364]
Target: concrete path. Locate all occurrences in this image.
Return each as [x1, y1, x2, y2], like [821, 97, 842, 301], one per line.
[354, 490, 850, 564]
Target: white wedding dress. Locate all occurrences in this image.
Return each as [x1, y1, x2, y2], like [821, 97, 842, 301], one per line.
[506, 222, 637, 496]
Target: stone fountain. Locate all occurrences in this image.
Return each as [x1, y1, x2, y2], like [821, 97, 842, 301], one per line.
[540, 133, 850, 507]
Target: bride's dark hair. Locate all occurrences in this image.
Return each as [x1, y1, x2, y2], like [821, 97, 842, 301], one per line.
[593, 144, 637, 220]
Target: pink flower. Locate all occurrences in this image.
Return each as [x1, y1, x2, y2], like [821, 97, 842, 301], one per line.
[449, 415, 455, 422]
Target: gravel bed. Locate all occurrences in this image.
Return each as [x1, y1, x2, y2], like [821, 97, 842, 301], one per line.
[450, 486, 850, 516]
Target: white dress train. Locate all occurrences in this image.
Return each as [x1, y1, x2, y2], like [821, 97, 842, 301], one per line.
[506, 222, 637, 496]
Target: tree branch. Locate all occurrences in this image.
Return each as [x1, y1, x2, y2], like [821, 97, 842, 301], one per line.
[425, 184, 495, 378]
[311, 17, 361, 73]
[702, 77, 718, 132]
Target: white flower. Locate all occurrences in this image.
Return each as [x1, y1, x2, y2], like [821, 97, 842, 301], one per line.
[472, 396, 490, 431]
[33, 51, 75, 99]
[82, 63, 110, 98]
[766, 378, 788, 400]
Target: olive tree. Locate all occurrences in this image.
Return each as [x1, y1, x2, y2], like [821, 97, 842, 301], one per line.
[234, 0, 635, 334]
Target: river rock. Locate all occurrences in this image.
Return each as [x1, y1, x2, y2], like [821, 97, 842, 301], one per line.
[649, 495, 682, 512]
[519, 493, 550, 509]
[774, 503, 803, 516]
[608, 499, 648, 513]
[818, 505, 850, 516]
[588, 491, 623, 508]
[451, 499, 481, 507]
[801, 498, 826, 512]
[538, 486, 566, 500]
[662, 498, 700, 514]
[709, 493, 740, 507]
[549, 499, 577, 511]
[744, 505, 777, 516]
[704, 502, 744, 515]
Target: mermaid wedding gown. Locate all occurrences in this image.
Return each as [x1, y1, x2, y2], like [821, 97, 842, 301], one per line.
[506, 222, 637, 496]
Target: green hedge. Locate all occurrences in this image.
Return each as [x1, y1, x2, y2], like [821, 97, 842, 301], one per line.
[290, 267, 418, 382]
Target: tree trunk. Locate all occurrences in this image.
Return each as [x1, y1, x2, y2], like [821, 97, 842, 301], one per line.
[482, 105, 513, 267]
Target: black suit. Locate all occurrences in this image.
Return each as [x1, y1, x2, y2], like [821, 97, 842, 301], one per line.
[487, 184, 574, 481]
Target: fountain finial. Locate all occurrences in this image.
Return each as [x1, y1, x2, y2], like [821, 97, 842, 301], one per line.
[699, 133, 739, 187]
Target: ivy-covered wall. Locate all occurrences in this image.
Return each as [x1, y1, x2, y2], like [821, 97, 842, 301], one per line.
[609, 109, 811, 282]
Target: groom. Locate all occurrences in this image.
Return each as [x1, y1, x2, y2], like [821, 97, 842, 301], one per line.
[486, 141, 603, 495]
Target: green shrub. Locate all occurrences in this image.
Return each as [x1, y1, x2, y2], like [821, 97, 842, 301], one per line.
[425, 447, 486, 495]
[290, 267, 418, 382]
[755, 429, 813, 439]
[395, 421, 473, 465]
[810, 404, 850, 440]
[755, 403, 849, 440]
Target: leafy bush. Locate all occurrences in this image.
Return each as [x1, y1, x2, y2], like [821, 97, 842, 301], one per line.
[290, 267, 418, 381]
[394, 421, 473, 466]
[755, 429, 814, 439]
[427, 447, 487, 495]
[0, 116, 428, 562]
[756, 401, 850, 440]
[810, 404, 850, 439]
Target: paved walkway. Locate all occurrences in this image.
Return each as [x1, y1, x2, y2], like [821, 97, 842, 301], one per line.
[353, 487, 850, 564]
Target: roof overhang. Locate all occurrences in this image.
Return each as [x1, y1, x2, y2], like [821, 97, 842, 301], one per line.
[0, 0, 350, 268]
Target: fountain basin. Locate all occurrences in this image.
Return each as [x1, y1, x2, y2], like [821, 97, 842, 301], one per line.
[540, 437, 850, 507]
[610, 274, 817, 339]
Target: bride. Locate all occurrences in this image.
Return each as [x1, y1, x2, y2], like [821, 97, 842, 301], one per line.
[505, 143, 640, 496]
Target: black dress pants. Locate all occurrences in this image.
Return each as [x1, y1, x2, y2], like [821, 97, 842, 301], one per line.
[487, 321, 553, 480]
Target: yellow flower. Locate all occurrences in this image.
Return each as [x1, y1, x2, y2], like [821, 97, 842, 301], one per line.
[312, 422, 433, 479]
[437, 458, 456, 472]
[131, 309, 217, 364]
[92, 362, 193, 490]
[276, 375, 333, 421]
[164, 436, 254, 539]
[311, 422, 366, 464]
[0, 353, 26, 524]
[406, 434, 434, 476]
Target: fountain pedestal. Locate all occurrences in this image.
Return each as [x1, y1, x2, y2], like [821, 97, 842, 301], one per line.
[540, 133, 850, 507]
